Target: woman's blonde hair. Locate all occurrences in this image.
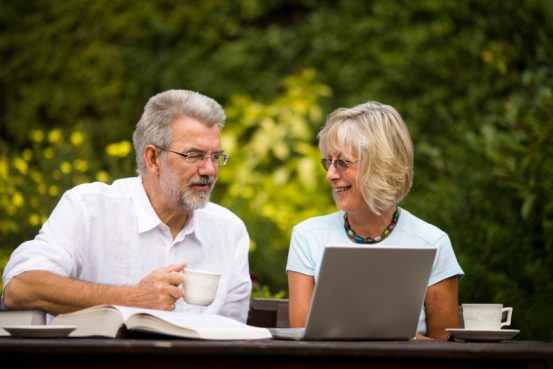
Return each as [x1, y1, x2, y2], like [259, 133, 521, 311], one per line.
[318, 101, 414, 215]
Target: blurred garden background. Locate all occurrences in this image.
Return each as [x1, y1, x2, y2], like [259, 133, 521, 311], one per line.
[1, 0, 552, 340]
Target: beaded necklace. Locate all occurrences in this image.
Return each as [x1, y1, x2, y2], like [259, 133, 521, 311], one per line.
[344, 207, 400, 244]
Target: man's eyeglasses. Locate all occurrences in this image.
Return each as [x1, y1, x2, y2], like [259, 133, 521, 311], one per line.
[320, 158, 358, 171]
[157, 147, 230, 166]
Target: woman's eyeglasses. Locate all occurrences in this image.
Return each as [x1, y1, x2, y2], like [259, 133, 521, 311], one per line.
[320, 158, 358, 171]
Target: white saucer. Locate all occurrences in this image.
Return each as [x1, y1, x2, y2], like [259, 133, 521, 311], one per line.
[2, 325, 77, 338]
[446, 328, 520, 342]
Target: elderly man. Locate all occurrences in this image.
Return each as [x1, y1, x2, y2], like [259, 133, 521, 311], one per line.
[2, 90, 251, 322]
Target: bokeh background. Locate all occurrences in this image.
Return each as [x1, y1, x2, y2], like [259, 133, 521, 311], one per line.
[1, 0, 552, 340]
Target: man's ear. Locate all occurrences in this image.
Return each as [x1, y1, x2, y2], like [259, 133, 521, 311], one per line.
[144, 145, 162, 176]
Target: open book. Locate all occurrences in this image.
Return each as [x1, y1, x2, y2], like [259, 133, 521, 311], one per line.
[51, 305, 272, 340]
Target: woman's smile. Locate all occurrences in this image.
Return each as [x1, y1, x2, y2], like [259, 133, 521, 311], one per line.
[334, 185, 352, 193]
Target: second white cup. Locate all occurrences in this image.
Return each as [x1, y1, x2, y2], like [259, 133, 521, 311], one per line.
[462, 303, 513, 330]
[181, 268, 221, 306]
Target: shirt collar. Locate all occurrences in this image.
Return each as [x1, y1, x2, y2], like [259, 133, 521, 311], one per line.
[176, 210, 206, 245]
[132, 177, 163, 234]
[131, 177, 206, 246]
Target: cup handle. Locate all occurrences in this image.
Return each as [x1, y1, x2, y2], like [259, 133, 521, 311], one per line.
[501, 307, 513, 328]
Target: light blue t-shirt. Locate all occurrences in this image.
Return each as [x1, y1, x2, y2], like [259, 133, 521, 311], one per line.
[286, 208, 464, 335]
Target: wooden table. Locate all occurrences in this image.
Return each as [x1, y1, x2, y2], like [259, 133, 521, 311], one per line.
[1, 337, 552, 369]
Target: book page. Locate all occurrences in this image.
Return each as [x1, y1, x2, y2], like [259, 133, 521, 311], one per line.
[111, 305, 159, 320]
[137, 310, 253, 331]
[121, 307, 271, 339]
[50, 305, 124, 337]
[53, 305, 271, 339]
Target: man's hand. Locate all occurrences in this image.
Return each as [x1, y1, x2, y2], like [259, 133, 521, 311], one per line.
[126, 263, 186, 311]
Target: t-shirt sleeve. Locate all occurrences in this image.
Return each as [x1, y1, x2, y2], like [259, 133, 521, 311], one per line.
[285, 226, 316, 276]
[428, 233, 464, 286]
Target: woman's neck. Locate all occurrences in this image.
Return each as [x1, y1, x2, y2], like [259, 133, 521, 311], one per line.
[346, 207, 397, 239]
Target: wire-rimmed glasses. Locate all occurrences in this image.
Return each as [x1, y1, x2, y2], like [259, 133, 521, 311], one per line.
[157, 147, 230, 166]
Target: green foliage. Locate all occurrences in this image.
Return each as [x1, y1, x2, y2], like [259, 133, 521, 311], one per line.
[1, 0, 552, 340]
[1, 129, 97, 241]
[251, 284, 286, 301]
[214, 69, 335, 289]
[454, 67, 553, 340]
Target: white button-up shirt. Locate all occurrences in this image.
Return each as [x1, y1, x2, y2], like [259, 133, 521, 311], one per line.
[2, 177, 252, 322]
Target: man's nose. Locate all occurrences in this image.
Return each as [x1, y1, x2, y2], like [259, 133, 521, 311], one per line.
[198, 157, 218, 176]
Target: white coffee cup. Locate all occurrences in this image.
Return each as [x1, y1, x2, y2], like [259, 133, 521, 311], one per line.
[182, 268, 221, 306]
[462, 303, 513, 330]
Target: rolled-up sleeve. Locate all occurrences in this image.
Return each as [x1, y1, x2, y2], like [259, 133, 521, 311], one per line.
[2, 190, 86, 299]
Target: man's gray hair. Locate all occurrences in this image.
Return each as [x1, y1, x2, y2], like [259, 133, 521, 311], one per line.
[132, 90, 226, 175]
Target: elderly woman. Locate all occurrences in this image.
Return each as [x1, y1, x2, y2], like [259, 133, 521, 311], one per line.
[286, 101, 464, 340]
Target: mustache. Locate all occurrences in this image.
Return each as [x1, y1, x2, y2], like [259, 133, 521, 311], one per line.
[188, 176, 216, 186]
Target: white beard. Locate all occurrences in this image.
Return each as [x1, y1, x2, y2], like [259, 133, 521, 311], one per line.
[161, 170, 216, 211]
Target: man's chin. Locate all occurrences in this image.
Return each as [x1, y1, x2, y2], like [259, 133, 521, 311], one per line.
[181, 194, 211, 210]
[195, 199, 209, 209]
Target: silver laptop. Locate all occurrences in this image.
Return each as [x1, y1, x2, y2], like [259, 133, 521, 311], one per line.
[271, 245, 436, 340]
